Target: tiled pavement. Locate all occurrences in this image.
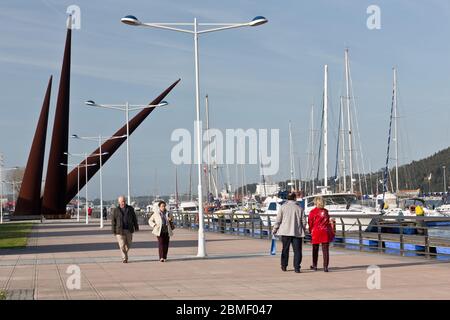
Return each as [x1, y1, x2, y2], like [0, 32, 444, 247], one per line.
[1, 219, 449, 300]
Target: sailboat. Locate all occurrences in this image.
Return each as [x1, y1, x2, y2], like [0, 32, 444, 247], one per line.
[380, 69, 442, 218]
[303, 58, 380, 232]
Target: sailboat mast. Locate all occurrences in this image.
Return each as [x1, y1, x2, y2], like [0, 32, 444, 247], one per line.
[259, 152, 267, 197]
[241, 164, 244, 202]
[340, 96, 347, 191]
[323, 64, 328, 188]
[393, 67, 399, 193]
[289, 121, 295, 192]
[205, 95, 212, 201]
[226, 163, 231, 195]
[189, 164, 192, 201]
[311, 103, 315, 194]
[175, 167, 179, 208]
[345, 49, 354, 193]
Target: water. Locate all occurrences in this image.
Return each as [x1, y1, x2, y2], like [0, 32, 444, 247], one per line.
[428, 226, 450, 239]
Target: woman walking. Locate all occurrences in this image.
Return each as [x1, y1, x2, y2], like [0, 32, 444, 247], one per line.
[308, 196, 334, 272]
[149, 201, 174, 262]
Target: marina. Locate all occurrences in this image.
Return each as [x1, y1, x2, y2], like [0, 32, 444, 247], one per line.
[1, 219, 449, 300]
[0, 1, 450, 304]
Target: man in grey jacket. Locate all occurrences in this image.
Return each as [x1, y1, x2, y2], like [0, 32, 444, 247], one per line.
[112, 196, 139, 263]
[272, 193, 307, 273]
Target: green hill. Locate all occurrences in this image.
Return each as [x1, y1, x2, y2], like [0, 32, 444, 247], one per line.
[237, 146, 450, 196]
[382, 146, 450, 194]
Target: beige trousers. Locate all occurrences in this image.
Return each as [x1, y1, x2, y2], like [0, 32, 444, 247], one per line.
[116, 230, 133, 261]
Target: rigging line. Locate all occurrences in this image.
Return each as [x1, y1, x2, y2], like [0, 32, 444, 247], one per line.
[348, 63, 369, 194]
[334, 99, 342, 192]
[316, 95, 325, 183]
[306, 104, 315, 183]
[396, 75, 418, 190]
[383, 82, 396, 201]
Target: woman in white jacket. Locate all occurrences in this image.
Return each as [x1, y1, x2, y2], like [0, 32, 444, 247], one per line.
[148, 201, 174, 262]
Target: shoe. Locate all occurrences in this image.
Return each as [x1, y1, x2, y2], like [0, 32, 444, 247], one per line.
[160, 258, 164, 262]
[324, 268, 329, 272]
[122, 259, 128, 264]
[310, 265, 317, 271]
[295, 269, 301, 273]
[281, 266, 287, 272]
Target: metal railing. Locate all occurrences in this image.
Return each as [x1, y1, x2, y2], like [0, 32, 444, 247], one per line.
[170, 212, 450, 259]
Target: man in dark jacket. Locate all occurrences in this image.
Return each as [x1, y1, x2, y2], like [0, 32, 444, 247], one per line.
[112, 196, 139, 263]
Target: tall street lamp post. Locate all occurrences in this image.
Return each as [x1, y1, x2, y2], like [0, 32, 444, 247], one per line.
[60, 162, 96, 222]
[85, 100, 169, 205]
[121, 14, 268, 257]
[71, 134, 126, 228]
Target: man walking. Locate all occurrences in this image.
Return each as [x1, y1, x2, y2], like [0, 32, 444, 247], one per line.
[112, 196, 139, 263]
[103, 206, 108, 221]
[272, 193, 307, 273]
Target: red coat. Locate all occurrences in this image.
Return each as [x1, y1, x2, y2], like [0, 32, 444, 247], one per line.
[308, 207, 334, 244]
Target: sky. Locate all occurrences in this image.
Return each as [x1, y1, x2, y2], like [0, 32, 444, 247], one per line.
[0, 0, 449, 200]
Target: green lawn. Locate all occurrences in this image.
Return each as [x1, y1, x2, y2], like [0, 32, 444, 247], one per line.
[0, 222, 34, 249]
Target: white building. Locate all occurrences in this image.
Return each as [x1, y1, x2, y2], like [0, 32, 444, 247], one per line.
[256, 183, 280, 197]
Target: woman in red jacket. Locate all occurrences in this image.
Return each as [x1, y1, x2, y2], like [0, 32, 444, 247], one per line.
[308, 196, 334, 272]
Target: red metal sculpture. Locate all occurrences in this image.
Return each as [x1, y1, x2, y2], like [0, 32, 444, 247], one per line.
[64, 78, 181, 203]
[14, 76, 52, 216]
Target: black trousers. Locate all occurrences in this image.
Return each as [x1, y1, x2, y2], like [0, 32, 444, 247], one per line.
[312, 243, 330, 268]
[157, 231, 170, 259]
[281, 236, 303, 270]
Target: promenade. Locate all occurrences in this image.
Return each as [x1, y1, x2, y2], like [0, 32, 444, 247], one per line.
[1, 219, 449, 300]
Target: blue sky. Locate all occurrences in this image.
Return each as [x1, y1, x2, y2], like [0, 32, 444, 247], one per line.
[0, 0, 449, 199]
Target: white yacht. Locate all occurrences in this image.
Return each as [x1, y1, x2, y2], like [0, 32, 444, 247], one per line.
[179, 201, 198, 213]
[436, 204, 450, 216]
[260, 196, 285, 227]
[168, 195, 179, 213]
[304, 193, 380, 232]
[212, 201, 238, 220]
[146, 196, 165, 215]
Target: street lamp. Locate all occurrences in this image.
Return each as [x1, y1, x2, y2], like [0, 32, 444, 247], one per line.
[0, 165, 19, 224]
[84, 100, 168, 205]
[121, 14, 268, 258]
[71, 134, 125, 228]
[65, 152, 100, 225]
[60, 162, 96, 222]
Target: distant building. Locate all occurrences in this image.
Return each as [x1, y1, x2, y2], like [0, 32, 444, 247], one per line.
[255, 183, 280, 197]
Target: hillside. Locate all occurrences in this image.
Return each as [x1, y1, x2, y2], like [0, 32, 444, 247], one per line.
[236, 146, 450, 196]
[383, 146, 450, 193]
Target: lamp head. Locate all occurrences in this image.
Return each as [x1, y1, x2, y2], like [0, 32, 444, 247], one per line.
[157, 101, 169, 107]
[248, 16, 268, 27]
[85, 100, 96, 106]
[121, 15, 141, 26]
[71, 134, 79, 139]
